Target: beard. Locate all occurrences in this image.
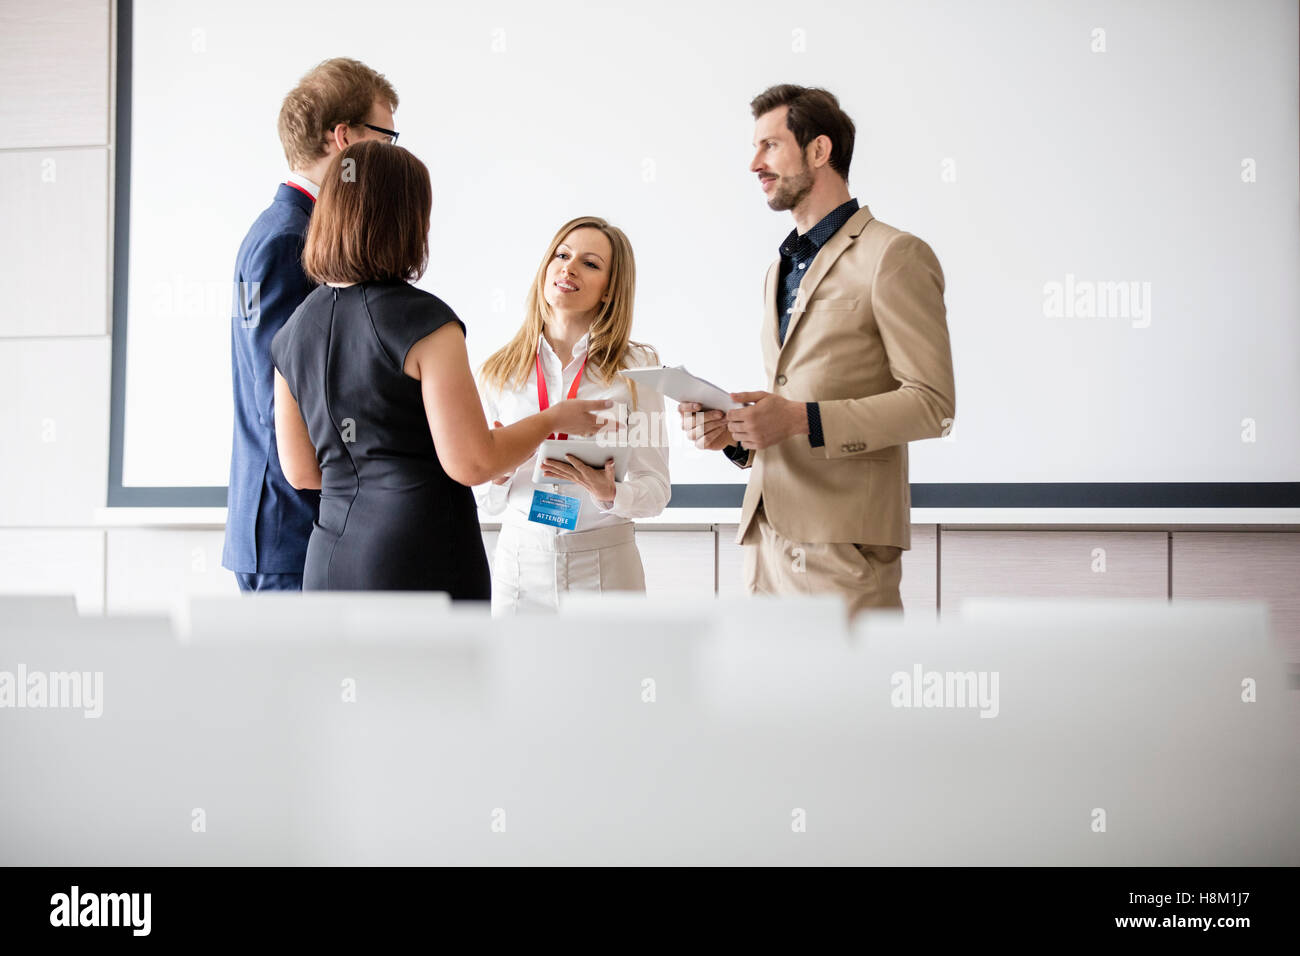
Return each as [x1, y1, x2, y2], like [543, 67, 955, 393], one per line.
[766, 162, 814, 211]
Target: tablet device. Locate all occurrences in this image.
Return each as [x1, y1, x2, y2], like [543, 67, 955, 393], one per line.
[530, 440, 632, 486]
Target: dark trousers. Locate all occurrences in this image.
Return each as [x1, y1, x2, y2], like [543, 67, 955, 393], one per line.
[234, 572, 303, 592]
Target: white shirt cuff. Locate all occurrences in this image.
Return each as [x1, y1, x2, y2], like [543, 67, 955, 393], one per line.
[596, 481, 627, 515]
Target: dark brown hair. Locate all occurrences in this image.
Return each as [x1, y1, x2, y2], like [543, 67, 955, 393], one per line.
[750, 84, 855, 180]
[302, 141, 430, 284]
[278, 57, 399, 170]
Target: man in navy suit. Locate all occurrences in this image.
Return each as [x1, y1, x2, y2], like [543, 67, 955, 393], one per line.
[223, 58, 401, 591]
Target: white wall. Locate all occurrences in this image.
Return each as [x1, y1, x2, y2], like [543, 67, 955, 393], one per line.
[119, 0, 1300, 490]
[1, 1, 1298, 663]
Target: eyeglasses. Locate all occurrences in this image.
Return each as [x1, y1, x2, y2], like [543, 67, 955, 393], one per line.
[359, 122, 399, 145]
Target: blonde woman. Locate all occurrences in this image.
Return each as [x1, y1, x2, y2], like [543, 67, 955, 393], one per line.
[476, 216, 670, 614]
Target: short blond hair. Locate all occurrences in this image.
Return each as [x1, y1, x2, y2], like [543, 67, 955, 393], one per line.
[277, 58, 398, 170]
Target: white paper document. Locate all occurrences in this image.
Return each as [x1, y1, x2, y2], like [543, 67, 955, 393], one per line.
[621, 365, 741, 411]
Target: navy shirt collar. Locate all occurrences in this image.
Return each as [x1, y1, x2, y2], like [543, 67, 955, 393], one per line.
[779, 197, 860, 260]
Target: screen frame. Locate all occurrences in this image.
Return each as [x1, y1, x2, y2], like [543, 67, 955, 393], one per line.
[104, 0, 1300, 509]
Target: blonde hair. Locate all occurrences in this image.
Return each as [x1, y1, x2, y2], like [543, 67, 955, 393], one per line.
[480, 216, 658, 409]
[277, 58, 399, 170]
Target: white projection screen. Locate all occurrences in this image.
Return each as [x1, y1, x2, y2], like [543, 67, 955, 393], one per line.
[109, 0, 1300, 510]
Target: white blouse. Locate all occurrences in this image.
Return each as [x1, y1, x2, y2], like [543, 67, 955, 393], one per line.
[474, 332, 671, 532]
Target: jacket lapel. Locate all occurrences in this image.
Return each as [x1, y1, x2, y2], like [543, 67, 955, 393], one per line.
[275, 183, 315, 217]
[762, 261, 781, 366]
[778, 205, 875, 356]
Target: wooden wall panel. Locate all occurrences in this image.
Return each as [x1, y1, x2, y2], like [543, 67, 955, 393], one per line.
[105, 528, 237, 614]
[0, 338, 110, 526]
[940, 531, 1168, 611]
[0, 148, 109, 336]
[637, 529, 716, 598]
[1172, 532, 1300, 662]
[0, 528, 104, 613]
[0, 0, 111, 149]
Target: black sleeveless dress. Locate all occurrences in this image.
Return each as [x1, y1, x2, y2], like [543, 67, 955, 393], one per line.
[270, 280, 491, 598]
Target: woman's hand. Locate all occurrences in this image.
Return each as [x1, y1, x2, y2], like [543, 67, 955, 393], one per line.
[545, 399, 612, 438]
[539, 455, 617, 507]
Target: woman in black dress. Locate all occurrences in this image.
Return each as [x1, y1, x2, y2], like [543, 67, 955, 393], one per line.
[270, 141, 608, 596]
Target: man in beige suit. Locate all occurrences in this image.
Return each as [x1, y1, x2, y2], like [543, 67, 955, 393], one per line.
[680, 84, 955, 615]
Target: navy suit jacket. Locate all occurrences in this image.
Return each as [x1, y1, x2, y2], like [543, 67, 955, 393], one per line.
[222, 184, 321, 574]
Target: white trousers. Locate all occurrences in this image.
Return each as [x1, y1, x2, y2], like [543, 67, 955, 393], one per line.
[491, 518, 646, 615]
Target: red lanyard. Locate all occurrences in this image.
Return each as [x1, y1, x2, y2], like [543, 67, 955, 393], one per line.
[535, 348, 589, 440]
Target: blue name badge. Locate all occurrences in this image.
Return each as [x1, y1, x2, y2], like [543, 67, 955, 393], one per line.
[528, 489, 581, 531]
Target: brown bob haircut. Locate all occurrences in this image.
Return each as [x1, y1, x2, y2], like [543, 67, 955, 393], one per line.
[750, 84, 856, 181]
[302, 141, 431, 285]
[278, 57, 399, 170]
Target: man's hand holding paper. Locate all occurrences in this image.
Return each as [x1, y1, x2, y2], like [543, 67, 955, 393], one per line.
[678, 401, 733, 450]
[723, 391, 809, 450]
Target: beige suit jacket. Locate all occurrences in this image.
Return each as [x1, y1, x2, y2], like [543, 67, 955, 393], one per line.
[734, 205, 956, 550]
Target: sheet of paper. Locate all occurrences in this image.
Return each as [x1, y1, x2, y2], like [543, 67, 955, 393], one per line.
[622, 366, 742, 411]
